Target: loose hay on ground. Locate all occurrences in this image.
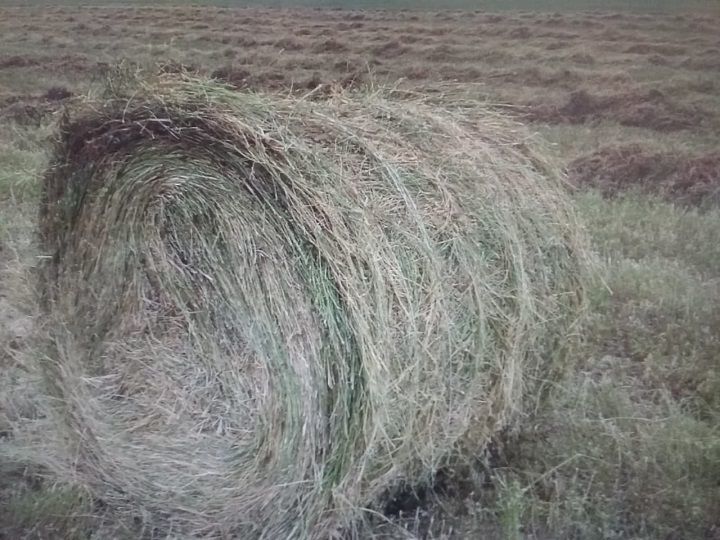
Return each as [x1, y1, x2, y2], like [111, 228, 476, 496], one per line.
[568, 143, 720, 207]
[33, 76, 588, 538]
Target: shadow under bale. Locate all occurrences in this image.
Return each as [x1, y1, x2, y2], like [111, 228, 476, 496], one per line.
[36, 76, 588, 538]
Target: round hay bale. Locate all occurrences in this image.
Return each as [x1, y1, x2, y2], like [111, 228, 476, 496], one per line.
[38, 77, 587, 537]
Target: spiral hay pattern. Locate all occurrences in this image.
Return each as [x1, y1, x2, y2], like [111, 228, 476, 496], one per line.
[39, 78, 586, 537]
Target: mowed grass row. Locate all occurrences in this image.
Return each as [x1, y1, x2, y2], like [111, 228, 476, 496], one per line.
[2, 6, 720, 100]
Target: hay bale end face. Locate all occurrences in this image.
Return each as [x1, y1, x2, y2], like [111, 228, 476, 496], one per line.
[39, 77, 587, 537]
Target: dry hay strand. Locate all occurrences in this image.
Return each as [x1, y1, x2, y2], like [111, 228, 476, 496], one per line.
[37, 76, 588, 538]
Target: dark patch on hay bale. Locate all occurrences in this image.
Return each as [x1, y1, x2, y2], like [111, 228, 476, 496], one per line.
[43, 86, 72, 101]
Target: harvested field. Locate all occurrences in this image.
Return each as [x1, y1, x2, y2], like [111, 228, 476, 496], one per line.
[1, 3, 719, 539]
[0, 7, 716, 99]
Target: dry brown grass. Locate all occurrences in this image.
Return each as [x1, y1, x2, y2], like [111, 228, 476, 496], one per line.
[527, 88, 718, 132]
[567, 143, 720, 206]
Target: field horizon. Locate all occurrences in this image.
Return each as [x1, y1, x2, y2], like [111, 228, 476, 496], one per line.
[1, 1, 719, 12]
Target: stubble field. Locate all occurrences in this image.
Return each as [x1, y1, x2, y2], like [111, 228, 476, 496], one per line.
[1, 4, 719, 539]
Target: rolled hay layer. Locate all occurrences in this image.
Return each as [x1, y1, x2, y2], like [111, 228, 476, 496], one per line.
[39, 77, 587, 538]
